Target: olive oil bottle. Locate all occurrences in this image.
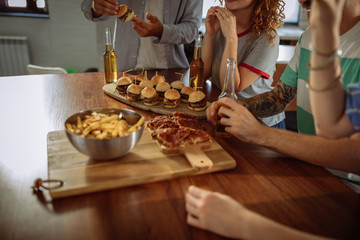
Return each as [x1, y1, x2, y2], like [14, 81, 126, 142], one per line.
[190, 33, 204, 91]
[103, 27, 117, 84]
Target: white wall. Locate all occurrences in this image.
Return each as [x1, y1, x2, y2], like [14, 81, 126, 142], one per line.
[0, 0, 103, 73]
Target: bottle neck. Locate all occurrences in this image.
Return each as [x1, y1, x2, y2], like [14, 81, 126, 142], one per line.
[105, 44, 114, 52]
[193, 46, 201, 60]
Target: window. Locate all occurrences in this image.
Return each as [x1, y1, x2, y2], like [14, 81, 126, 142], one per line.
[0, 0, 49, 18]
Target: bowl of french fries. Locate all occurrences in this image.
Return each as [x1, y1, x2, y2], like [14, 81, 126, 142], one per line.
[65, 108, 145, 160]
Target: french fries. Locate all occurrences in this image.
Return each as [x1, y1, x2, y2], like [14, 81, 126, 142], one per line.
[66, 112, 144, 139]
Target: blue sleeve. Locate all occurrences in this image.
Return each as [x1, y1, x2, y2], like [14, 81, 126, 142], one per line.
[346, 82, 360, 131]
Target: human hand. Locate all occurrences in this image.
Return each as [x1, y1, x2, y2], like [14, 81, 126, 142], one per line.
[91, 0, 118, 17]
[216, 98, 265, 144]
[205, 7, 221, 37]
[213, 7, 237, 42]
[131, 13, 164, 38]
[206, 100, 221, 126]
[185, 185, 247, 239]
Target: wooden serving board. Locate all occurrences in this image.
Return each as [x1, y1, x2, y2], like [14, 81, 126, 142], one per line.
[103, 83, 210, 119]
[47, 130, 236, 199]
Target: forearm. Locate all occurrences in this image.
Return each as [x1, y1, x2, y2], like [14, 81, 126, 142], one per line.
[244, 210, 329, 240]
[238, 82, 296, 118]
[258, 127, 360, 175]
[219, 38, 239, 92]
[309, 26, 345, 134]
[202, 34, 216, 80]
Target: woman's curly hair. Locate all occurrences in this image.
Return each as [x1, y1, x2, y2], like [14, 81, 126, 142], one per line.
[250, 0, 285, 45]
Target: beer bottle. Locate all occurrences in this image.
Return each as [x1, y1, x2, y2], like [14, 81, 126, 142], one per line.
[190, 33, 204, 91]
[215, 58, 238, 138]
[103, 27, 117, 84]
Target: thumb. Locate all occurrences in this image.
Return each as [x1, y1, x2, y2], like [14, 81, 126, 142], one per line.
[146, 12, 159, 23]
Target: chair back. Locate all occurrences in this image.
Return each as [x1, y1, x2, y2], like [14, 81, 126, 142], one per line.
[27, 64, 67, 74]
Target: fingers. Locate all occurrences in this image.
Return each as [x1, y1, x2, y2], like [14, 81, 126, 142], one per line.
[188, 185, 208, 198]
[206, 101, 219, 125]
[213, 7, 233, 21]
[187, 213, 202, 228]
[146, 12, 159, 23]
[93, 0, 118, 16]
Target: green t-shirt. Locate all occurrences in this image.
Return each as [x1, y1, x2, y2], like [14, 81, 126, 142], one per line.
[280, 22, 360, 135]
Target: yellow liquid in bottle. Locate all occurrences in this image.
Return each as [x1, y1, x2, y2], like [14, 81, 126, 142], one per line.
[103, 44, 117, 83]
[190, 58, 204, 91]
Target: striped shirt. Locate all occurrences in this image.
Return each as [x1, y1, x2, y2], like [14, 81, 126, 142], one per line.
[281, 21, 360, 135]
[346, 82, 360, 131]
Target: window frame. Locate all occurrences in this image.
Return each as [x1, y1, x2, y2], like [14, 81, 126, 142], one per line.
[0, 0, 49, 18]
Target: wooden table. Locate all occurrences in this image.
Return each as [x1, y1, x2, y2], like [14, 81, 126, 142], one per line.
[0, 70, 359, 239]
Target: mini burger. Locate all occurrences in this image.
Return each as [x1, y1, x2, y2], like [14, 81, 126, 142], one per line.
[139, 79, 154, 88]
[163, 89, 180, 108]
[155, 82, 170, 99]
[151, 74, 165, 86]
[117, 4, 135, 22]
[134, 74, 146, 85]
[170, 80, 185, 93]
[188, 91, 207, 111]
[180, 86, 195, 103]
[125, 84, 142, 101]
[141, 87, 159, 106]
[116, 76, 132, 95]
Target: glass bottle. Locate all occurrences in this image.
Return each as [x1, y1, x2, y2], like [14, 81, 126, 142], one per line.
[103, 27, 117, 84]
[190, 33, 204, 91]
[215, 58, 238, 138]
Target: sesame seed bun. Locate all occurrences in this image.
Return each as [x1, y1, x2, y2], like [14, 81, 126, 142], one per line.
[151, 75, 165, 85]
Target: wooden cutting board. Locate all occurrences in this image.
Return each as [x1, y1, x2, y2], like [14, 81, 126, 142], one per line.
[47, 130, 236, 199]
[103, 83, 210, 119]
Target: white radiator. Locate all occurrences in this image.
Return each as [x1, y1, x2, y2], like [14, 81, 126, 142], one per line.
[0, 36, 30, 76]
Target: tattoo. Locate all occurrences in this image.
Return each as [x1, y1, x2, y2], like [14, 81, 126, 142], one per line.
[238, 82, 297, 118]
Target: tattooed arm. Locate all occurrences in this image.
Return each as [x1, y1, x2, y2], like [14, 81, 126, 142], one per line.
[238, 81, 297, 118]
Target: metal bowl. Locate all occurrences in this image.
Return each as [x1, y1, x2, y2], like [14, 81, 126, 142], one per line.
[64, 108, 144, 160]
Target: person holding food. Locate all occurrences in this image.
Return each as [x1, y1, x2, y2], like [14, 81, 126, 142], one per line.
[203, 0, 286, 128]
[81, 0, 202, 71]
